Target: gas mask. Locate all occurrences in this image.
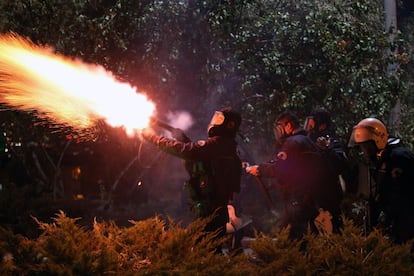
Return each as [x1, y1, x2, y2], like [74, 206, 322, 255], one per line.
[304, 116, 322, 141]
[207, 111, 225, 137]
[209, 111, 225, 127]
[273, 121, 289, 144]
[207, 108, 241, 138]
[304, 116, 315, 133]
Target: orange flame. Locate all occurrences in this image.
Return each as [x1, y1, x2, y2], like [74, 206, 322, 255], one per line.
[0, 33, 155, 136]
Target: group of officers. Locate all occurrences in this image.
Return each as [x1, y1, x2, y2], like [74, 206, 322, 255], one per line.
[140, 107, 414, 254]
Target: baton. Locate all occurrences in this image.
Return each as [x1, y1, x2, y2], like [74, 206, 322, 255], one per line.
[244, 162, 276, 211]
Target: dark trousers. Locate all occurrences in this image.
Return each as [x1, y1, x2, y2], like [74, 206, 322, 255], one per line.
[203, 205, 229, 254]
[278, 201, 318, 240]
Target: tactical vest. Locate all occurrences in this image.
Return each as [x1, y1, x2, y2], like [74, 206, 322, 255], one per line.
[184, 154, 241, 217]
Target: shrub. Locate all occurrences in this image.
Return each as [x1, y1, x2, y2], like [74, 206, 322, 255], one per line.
[0, 212, 413, 275]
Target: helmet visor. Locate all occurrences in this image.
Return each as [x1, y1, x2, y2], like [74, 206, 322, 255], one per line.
[348, 125, 375, 148]
[209, 111, 225, 126]
[304, 116, 315, 133]
[348, 129, 357, 148]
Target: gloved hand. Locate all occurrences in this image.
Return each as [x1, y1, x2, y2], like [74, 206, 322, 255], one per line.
[241, 161, 250, 169]
[316, 136, 330, 149]
[171, 128, 190, 142]
[245, 165, 260, 177]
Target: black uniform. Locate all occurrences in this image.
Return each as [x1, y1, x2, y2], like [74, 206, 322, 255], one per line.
[306, 109, 350, 192]
[258, 134, 342, 238]
[142, 131, 242, 250]
[373, 142, 414, 244]
[309, 130, 347, 231]
[258, 134, 318, 238]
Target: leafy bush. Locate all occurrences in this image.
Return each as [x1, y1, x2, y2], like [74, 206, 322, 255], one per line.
[0, 212, 413, 275]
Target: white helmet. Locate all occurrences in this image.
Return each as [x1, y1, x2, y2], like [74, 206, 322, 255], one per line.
[349, 118, 388, 150]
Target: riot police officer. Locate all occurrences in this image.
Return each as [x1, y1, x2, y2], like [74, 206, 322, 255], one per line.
[141, 107, 242, 254]
[247, 111, 340, 239]
[349, 118, 414, 245]
[304, 109, 348, 231]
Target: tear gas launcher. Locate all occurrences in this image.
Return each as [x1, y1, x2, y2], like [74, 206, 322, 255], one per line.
[150, 117, 175, 131]
[149, 117, 190, 142]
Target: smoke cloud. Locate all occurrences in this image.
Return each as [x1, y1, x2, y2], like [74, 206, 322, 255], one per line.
[166, 110, 194, 131]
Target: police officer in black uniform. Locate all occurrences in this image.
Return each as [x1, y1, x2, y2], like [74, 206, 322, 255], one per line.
[304, 109, 348, 231]
[349, 118, 414, 247]
[305, 109, 348, 167]
[247, 111, 329, 239]
[141, 107, 242, 254]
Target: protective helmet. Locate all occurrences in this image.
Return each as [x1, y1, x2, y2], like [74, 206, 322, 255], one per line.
[349, 118, 388, 150]
[207, 107, 241, 138]
[304, 109, 332, 133]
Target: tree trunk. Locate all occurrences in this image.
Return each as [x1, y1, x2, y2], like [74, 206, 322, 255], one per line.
[384, 0, 400, 135]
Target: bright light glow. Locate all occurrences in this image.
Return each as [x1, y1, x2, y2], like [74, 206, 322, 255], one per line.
[0, 33, 155, 136]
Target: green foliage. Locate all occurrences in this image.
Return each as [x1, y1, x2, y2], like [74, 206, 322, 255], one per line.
[0, 3, 413, 272]
[249, 227, 308, 274]
[0, 0, 413, 141]
[34, 211, 117, 274]
[304, 218, 414, 274]
[0, 227, 39, 274]
[211, 0, 407, 141]
[0, 212, 413, 275]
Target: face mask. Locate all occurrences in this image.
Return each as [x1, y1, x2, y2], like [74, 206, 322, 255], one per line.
[207, 111, 225, 137]
[359, 141, 380, 164]
[273, 121, 288, 142]
[304, 116, 315, 133]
